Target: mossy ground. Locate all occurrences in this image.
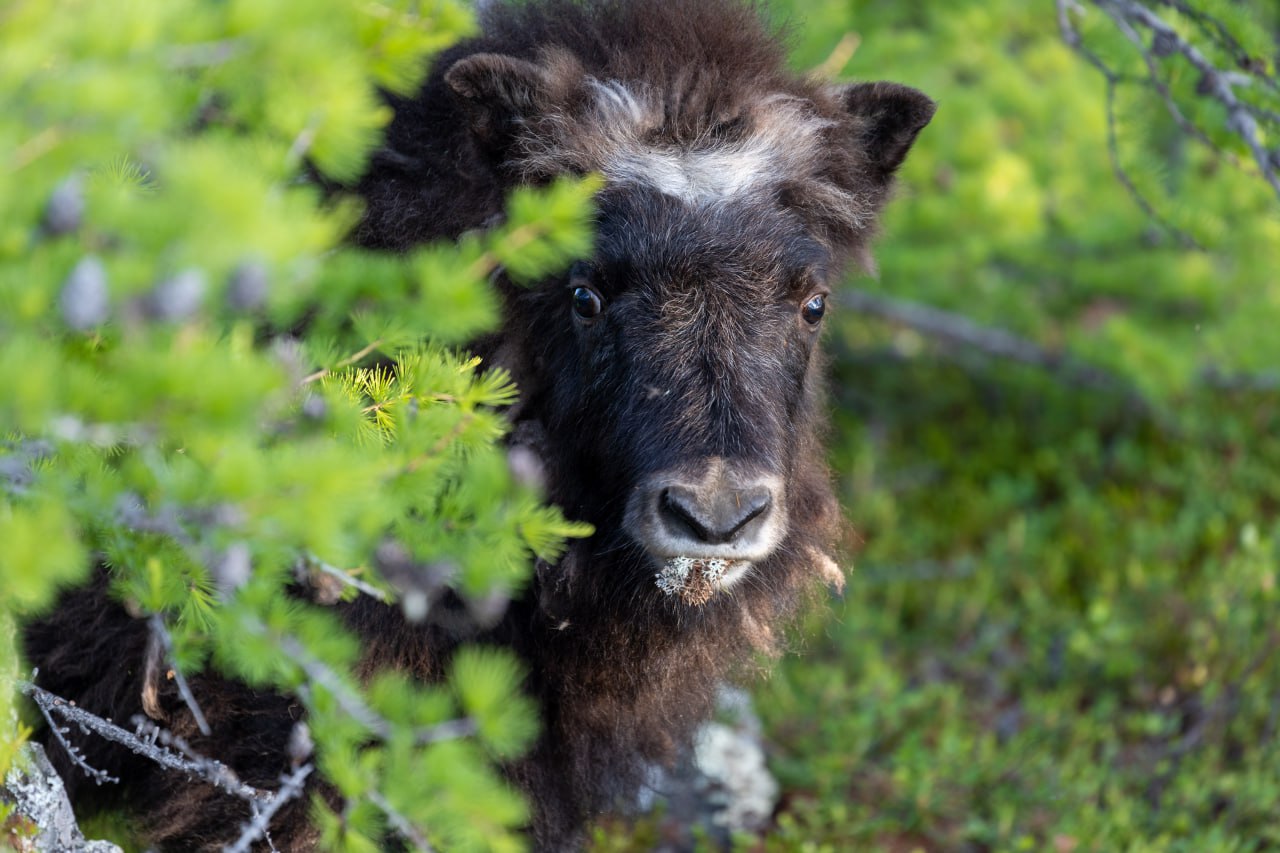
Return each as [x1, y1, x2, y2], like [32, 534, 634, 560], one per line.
[753, 350, 1279, 851]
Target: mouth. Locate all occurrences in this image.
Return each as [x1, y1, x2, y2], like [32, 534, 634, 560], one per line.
[654, 555, 753, 606]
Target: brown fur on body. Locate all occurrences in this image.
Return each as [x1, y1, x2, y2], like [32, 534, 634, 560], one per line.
[23, 1, 933, 849]
[23, 573, 318, 850]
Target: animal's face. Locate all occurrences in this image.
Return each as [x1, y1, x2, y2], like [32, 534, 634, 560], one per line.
[444, 35, 934, 601]
[542, 186, 831, 587]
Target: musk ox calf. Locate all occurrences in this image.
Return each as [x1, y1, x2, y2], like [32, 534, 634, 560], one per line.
[25, 0, 933, 848]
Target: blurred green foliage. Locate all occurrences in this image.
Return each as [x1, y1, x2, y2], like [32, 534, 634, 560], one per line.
[747, 1, 1280, 851]
[1, 0, 594, 850]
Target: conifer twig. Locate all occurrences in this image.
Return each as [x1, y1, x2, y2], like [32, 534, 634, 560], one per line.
[403, 412, 478, 474]
[462, 222, 542, 281]
[302, 338, 385, 385]
[225, 763, 314, 853]
[1103, 4, 1234, 163]
[1055, 0, 1201, 248]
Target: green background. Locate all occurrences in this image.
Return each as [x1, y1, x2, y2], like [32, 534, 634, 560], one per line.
[749, 2, 1280, 850]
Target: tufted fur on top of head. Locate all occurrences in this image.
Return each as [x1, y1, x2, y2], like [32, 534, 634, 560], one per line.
[358, 0, 934, 257]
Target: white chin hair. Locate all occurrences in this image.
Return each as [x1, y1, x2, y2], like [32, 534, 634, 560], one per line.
[655, 556, 752, 605]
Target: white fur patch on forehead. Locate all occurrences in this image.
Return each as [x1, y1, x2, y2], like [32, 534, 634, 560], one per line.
[521, 79, 860, 215]
[593, 81, 833, 205]
[606, 139, 776, 205]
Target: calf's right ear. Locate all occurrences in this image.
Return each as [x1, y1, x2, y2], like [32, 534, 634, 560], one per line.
[445, 54, 552, 149]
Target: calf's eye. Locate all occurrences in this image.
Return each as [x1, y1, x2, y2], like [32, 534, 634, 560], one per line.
[801, 293, 827, 326]
[572, 285, 603, 321]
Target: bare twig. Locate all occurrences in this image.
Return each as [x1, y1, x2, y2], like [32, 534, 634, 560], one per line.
[1152, 0, 1248, 68]
[1198, 365, 1280, 393]
[412, 717, 480, 744]
[148, 614, 212, 736]
[17, 678, 271, 802]
[48, 416, 150, 448]
[12, 127, 64, 172]
[1101, 0, 1280, 200]
[369, 789, 436, 852]
[20, 674, 442, 850]
[272, 630, 389, 736]
[33, 691, 119, 786]
[843, 288, 1280, 397]
[243, 614, 476, 746]
[114, 492, 194, 544]
[224, 763, 314, 853]
[305, 553, 392, 603]
[1061, 0, 1280, 205]
[814, 31, 862, 78]
[132, 716, 228, 772]
[165, 38, 242, 69]
[840, 289, 1124, 388]
[0, 439, 50, 496]
[1056, 0, 1203, 248]
[285, 118, 321, 171]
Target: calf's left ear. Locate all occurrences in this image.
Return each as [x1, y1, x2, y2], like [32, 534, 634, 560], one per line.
[446, 53, 551, 152]
[839, 82, 936, 177]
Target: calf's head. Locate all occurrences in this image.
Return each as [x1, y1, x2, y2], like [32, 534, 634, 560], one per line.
[445, 25, 934, 604]
[558, 188, 824, 588]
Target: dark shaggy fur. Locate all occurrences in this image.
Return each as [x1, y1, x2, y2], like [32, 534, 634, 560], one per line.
[24, 1, 933, 849]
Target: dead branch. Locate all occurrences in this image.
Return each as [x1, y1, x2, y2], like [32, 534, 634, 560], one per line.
[1102, 0, 1280, 199]
[842, 288, 1280, 396]
[32, 691, 119, 786]
[1058, 0, 1280, 210]
[1055, 0, 1203, 247]
[17, 677, 271, 802]
[840, 289, 1125, 389]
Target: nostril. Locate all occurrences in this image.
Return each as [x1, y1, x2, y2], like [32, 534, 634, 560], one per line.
[660, 487, 713, 543]
[725, 490, 771, 540]
[658, 485, 773, 546]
